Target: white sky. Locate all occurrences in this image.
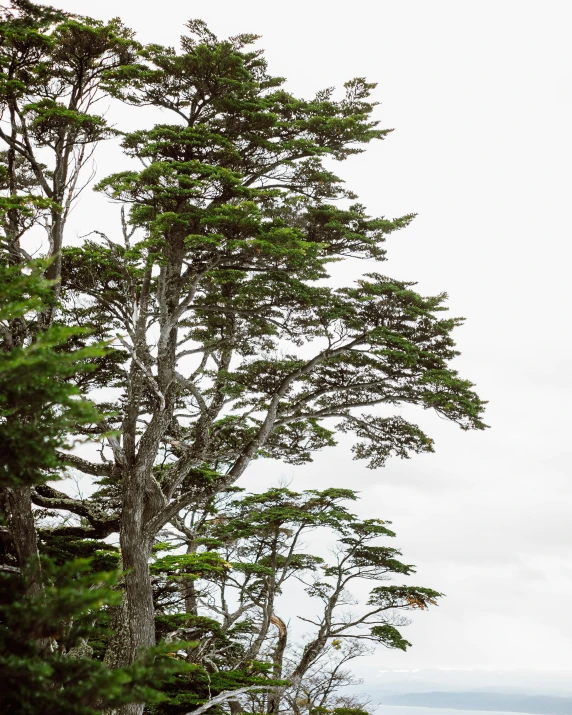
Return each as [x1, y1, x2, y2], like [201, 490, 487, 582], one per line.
[54, 0, 572, 693]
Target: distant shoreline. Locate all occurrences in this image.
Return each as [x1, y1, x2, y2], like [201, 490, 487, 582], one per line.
[379, 692, 572, 715]
[378, 706, 531, 715]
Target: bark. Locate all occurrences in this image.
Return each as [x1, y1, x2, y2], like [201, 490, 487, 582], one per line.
[120, 528, 155, 662]
[45, 209, 63, 285]
[7, 486, 42, 596]
[103, 458, 157, 715]
[267, 613, 288, 715]
[183, 541, 199, 616]
[228, 701, 243, 715]
[104, 590, 132, 670]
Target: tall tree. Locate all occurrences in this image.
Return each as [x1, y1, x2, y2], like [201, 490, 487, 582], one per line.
[56, 20, 485, 698]
[0, 0, 136, 584]
[0, 11, 486, 715]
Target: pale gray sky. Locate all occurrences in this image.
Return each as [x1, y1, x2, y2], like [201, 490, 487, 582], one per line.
[55, 0, 572, 692]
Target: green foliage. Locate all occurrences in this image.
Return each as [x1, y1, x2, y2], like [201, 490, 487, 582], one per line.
[149, 665, 281, 715]
[152, 614, 281, 715]
[0, 9, 485, 714]
[39, 534, 120, 572]
[0, 559, 174, 715]
[151, 550, 232, 581]
[0, 261, 103, 487]
[214, 487, 359, 540]
[0, 3, 136, 124]
[0, 257, 165, 712]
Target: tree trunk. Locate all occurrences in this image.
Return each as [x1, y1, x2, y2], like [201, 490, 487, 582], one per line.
[121, 530, 155, 657]
[183, 541, 198, 616]
[105, 464, 156, 715]
[7, 486, 42, 596]
[107, 539, 154, 715]
[40, 209, 64, 330]
[45, 209, 63, 283]
[267, 614, 287, 715]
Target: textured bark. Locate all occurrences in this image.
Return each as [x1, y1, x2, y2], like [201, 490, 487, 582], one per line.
[104, 568, 152, 715]
[104, 579, 132, 670]
[107, 459, 156, 715]
[120, 529, 155, 661]
[228, 700, 243, 715]
[7, 486, 41, 596]
[267, 614, 288, 715]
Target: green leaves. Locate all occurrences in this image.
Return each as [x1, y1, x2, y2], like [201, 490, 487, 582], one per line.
[72, 19, 488, 478]
[23, 99, 112, 147]
[368, 585, 443, 610]
[0, 262, 104, 487]
[369, 624, 412, 651]
[0, 558, 171, 715]
[217, 487, 359, 538]
[151, 551, 231, 581]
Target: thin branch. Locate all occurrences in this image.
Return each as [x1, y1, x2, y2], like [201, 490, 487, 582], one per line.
[117, 335, 166, 411]
[184, 685, 280, 715]
[55, 451, 113, 477]
[175, 371, 207, 412]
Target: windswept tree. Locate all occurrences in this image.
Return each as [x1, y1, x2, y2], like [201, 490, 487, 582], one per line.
[146, 487, 442, 715]
[59, 21, 484, 682]
[0, 7, 486, 715]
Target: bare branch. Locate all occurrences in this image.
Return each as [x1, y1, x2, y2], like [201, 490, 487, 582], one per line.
[55, 451, 113, 477]
[183, 685, 280, 715]
[117, 335, 166, 411]
[175, 371, 208, 412]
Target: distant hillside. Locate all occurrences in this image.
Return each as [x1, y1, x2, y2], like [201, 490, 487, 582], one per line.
[383, 691, 572, 714]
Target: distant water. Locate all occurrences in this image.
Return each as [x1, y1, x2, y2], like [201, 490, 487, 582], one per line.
[377, 707, 530, 715]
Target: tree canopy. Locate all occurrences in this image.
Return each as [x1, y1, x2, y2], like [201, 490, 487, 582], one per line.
[0, 4, 486, 714]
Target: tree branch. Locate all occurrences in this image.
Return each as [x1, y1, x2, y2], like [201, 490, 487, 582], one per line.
[56, 451, 113, 477]
[184, 685, 280, 715]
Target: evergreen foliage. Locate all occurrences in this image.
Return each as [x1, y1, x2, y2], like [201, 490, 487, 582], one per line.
[0, 4, 486, 714]
[0, 260, 181, 713]
[0, 261, 101, 488]
[0, 559, 173, 715]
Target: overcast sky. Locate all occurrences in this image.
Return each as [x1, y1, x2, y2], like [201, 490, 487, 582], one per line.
[54, 0, 572, 693]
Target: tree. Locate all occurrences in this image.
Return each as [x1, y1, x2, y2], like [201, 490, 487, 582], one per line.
[58, 21, 484, 683]
[0, 0, 135, 283]
[0, 10, 486, 715]
[146, 487, 441, 715]
[0, 0, 137, 590]
[0, 259, 103, 588]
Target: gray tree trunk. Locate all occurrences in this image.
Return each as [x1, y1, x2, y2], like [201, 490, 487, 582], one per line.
[7, 486, 42, 596]
[105, 462, 157, 715]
